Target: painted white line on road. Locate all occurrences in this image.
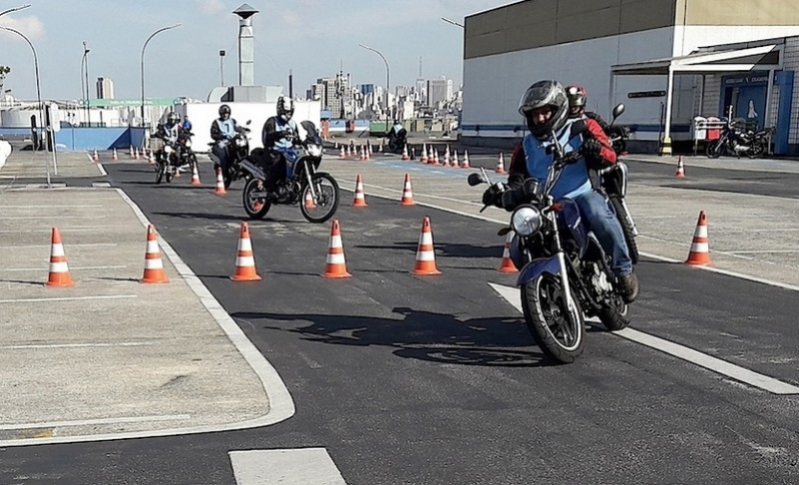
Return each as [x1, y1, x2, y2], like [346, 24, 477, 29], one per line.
[92, 182, 111, 188]
[230, 448, 347, 485]
[0, 265, 127, 272]
[346, 186, 799, 296]
[362, 183, 484, 206]
[0, 215, 105, 219]
[0, 414, 191, 431]
[0, 341, 152, 350]
[0, 243, 117, 249]
[489, 283, 799, 395]
[0, 295, 137, 304]
[729, 249, 799, 254]
[0, 205, 105, 209]
[0, 226, 119, 233]
[0, 189, 292, 447]
[87, 152, 108, 176]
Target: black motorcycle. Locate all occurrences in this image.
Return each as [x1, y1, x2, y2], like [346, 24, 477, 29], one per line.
[471, 118, 633, 363]
[387, 126, 407, 154]
[153, 127, 194, 185]
[706, 118, 773, 159]
[596, 104, 639, 265]
[208, 121, 253, 189]
[240, 121, 340, 223]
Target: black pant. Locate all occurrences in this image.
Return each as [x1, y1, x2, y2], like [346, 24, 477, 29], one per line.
[264, 151, 287, 190]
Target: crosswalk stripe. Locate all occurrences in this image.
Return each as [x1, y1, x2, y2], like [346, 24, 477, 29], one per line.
[229, 448, 347, 485]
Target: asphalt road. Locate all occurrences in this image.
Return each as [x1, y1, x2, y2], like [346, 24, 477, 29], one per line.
[3, 159, 799, 484]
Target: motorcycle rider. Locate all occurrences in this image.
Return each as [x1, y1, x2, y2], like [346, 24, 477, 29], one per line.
[566, 84, 610, 132]
[388, 120, 406, 150]
[154, 112, 181, 165]
[260, 95, 299, 198]
[486, 80, 639, 303]
[210, 104, 240, 174]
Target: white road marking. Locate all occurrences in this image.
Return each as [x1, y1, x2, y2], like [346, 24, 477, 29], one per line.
[0, 342, 152, 350]
[0, 265, 127, 272]
[0, 205, 105, 209]
[0, 215, 105, 220]
[0, 243, 117, 249]
[728, 249, 799, 254]
[0, 226, 119, 233]
[0, 414, 191, 430]
[345, 185, 799, 296]
[489, 283, 799, 395]
[229, 448, 347, 485]
[87, 153, 108, 176]
[92, 182, 111, 188]
[0, 295, 137, 304]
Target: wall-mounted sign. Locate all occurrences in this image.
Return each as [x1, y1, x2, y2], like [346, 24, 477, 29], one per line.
[627, 91, 667, 99]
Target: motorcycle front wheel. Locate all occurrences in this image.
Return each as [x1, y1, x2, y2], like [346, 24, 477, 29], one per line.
[242, 178, 272, 220]
[521, 274, 585, 364]
[705, 140, 723, 158]
[300, 172, 340, 224]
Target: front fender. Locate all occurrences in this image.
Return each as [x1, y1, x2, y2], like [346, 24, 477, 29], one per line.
[516, 255, 562, 287]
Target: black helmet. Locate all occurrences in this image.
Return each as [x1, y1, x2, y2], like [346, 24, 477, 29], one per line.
[277, 96, 295, 121]
[518, 80, 569, 139]
[167, 112, 179, 124]
[219, 104, 231, 118]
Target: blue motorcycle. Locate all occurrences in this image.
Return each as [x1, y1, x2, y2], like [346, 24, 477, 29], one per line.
[240, 121, 340, 223]
[469, 111, 632, 364]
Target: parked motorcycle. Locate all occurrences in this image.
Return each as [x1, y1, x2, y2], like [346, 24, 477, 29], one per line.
[208, 121, 254, 189]
[471, 116, 633, 364]
[240, 120, 340, 223]
[706, 119, 773, 159]
[596, 104, 639, 265]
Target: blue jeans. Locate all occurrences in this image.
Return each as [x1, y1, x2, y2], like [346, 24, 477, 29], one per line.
[211, 143, 229, 172]
[509, 190, 633, 276]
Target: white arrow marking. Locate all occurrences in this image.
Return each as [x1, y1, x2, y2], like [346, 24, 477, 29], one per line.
[230, 448, 347, 485]
[489, 283, 799, 395]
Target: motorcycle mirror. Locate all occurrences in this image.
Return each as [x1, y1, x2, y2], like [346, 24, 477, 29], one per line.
[246, 120, 252, 125]
[612, 103, 625, 121]
[467, 173, 485, 186]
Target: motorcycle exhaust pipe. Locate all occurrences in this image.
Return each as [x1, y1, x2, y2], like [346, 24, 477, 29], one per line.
[240, 160, 266, 181]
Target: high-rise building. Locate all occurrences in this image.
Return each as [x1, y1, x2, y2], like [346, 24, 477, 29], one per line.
[359, 84, 374, 95]
[96, 77, 114, 100]
[427, 77, 452, 106]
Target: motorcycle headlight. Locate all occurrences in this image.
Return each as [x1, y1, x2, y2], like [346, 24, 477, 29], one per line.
[236, 137, 247, 147]
[511, 205, 542, 237]
[185, 140, 191, 148]
[307, 145, 322, 157]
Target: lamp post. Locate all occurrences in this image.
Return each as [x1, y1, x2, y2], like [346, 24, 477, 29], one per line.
[358, 44, 391, 123]
[140, 24, 180, 125]
[219, 49, 226, 86]
[0, 26, 50, 184]
[81, 41, 90, 126]
[0, 4, 30, 18]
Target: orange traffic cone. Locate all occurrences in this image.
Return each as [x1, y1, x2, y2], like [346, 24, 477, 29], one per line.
[339, 146, 346, 159]
[412, 216, 442, 276]
[498, 231, 518, 273]
[353, 174, 368, 207]
[191, 163, 202, 185]
[676, 156, 686, 178]
[402, 144, 410, 161]
[685, 210, 711, 266]
[496, 153, 507, 173]
[140, 224, 169, 284]
[112, 148, 118, 160]
[322, 220, 352, 278]
[420, 144, 428, 163]
[451, 150, 459, 168]
[45, 227, 75, 287]
[148, 150, 155, 165]
[400, 173, 415, 206]
[93, 149, 99, 161]
[461, 150, 471, 169]
[215, 168, 227, 195]
[304, 190, 317, 209]
[230, 222, 262, 282]
[129, 145, 135, 158]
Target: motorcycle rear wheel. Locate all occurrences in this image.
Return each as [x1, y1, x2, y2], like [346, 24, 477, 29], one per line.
[521, 274, 585, 364]
[242, 178, 272, 220]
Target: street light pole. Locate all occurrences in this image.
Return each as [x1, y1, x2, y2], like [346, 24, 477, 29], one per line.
[0, 4, 30, 18]
[441, 17, 464, 28]
[140, 24, 181, 126]
[82, 41, 90, 126]
[0, 26, 50, 185]
[219, 49, 226, 86]
[359, 44, 391, 123]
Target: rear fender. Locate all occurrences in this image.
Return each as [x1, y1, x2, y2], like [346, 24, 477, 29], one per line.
[517, 255, 562, 287]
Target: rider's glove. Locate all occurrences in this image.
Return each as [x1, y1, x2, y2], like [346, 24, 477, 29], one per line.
[580, 138, 603, 157]
[482, 183, 505, 207]
[561, 151, 582, 165]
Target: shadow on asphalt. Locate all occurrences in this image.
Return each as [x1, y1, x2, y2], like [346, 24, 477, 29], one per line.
[356, 242, 505, 259]
[233, 307, 566, 367]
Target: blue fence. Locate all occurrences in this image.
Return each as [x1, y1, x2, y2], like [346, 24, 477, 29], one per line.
[0, 126, 150, 151]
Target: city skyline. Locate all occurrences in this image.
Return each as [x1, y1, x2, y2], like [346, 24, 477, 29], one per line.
[0, 0, 506, 102]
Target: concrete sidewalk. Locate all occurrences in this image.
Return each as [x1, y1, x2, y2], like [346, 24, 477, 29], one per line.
[0, 149, 104, 181]
[624, 153, 799, 174]
[323, 154, 799, 290]
[0, 186, 292, 446]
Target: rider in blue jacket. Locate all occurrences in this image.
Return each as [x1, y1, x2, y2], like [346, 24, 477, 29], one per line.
[485, 80, 639, 303]
[210, 104, 240, 173]
[260, 96, 299, 198]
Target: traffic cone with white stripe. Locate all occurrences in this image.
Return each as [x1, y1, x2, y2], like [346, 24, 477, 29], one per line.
[495, 153, 507, 173]
[400, 173, 415, 206]
[140, 224, 169, 284]
[420, 144, 428, 163]
[45, 227, 74, 287]
[215, 167, 227, 195]
[402, 144, 410, 161]
[129, 145, 134, 158]
[92, 149, 99, 161]
[304, 190, 316, 209]
[685, 210, 711, 266]
[461, 150, 471, 169]
[148, 149, 155, 165]
[451, 150, 459, 168]
[323, 220, 352, 278]
[112, 148, 118, 160]
[230, 222, 262, 281]
[191, 163, 201, 185]
[339, 146, 346, 159]
[675, 156, 686, 178]
[412, 217, 442, 276]
[498, 231, 518, 273]
[353, 174, 367, 207]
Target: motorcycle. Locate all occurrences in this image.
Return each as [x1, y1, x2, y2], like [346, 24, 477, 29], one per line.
[705, 118, 773, 159]
[470, 115, 633, 364]
[208, 121, 254, 189]
[153, 127, 195, 185]
[240, 120, 340, 223]
[387, 127, 408, 154]
[596, 104, 640, 265]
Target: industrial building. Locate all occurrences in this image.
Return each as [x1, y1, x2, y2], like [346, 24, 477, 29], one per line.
[461, 0, 799, 155]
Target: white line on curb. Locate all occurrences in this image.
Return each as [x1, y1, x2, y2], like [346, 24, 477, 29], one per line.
[0, 414, 191, 430]
[0, 295, 137, 304]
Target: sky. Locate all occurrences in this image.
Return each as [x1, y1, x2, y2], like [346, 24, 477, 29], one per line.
[0, 0, 509, 102]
